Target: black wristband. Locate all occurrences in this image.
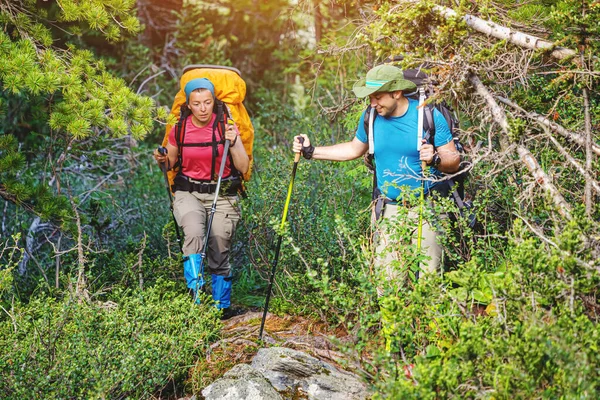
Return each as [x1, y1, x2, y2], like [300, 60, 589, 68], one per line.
[302, 144, 315, 160]
[231, 135, 238, 146]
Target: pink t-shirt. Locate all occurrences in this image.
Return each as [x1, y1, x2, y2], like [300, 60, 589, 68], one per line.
[168, 114, 239, 181]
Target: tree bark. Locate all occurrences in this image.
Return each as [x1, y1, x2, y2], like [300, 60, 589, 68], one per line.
[313, 0, 322, 43]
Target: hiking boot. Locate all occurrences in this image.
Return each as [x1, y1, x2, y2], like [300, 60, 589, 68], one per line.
[220, 307, 243, 320]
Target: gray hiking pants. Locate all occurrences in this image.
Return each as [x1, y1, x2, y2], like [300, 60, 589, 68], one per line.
[173, 191, 241, 276]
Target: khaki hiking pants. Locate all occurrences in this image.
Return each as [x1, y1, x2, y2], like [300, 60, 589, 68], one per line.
[374, 202, 443, 294]
[173, 191, 240, 276]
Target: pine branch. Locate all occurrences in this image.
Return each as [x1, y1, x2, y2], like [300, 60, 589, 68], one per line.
[0, 186, 37, 215]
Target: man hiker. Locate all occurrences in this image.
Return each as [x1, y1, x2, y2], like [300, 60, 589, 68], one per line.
[154, 77, 249, 319]
[293, 64, 460, 284]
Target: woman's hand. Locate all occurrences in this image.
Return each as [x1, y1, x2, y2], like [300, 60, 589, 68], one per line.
[225, 121, 239, 146]
[153, 147, 168, 164]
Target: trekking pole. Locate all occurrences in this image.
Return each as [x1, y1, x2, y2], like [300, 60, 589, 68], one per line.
[258, 138, 303, 341]
[157, 147, 183, 253]
[416, 87, 427, 282]
[416, 161, 426, 282]
[193, 117, 234, 304]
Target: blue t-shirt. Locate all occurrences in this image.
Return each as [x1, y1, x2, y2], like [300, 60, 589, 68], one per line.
[356, 98, 452, 201]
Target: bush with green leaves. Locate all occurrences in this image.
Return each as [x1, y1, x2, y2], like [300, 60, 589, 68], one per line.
[0, 279, 221, 399]
[231, 89, 372, 319]
[362, 215, 600, 399]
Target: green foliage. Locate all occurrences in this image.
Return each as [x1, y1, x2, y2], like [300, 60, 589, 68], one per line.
[368, 220, 600, 399]
[0, 234, 22, 302]
[0, 0, 159, 229]
[0, 134, 73, 225]
[2, 0, 140, 44]
[0, 280, 222, 399]
[363, 1, 468, 61]
[549, 0, 600, 44]
[232, 89, 371, 321]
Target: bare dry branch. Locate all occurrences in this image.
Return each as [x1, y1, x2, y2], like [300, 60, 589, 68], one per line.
[496, 97, 600, 156]
[469, 73, 572, 218]
[583, 82, 593, 216]
[544, 130, 600, 195]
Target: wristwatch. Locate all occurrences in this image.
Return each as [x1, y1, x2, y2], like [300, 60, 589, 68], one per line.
[428, 152, 441, 168]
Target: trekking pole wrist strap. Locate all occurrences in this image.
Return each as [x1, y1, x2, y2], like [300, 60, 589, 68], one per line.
[302, 144, 315, 160]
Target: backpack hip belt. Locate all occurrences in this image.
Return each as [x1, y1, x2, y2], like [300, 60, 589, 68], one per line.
[172, 174, 241, 196]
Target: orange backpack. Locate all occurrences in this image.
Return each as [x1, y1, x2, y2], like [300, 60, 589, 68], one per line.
[162, 65, 254, 184]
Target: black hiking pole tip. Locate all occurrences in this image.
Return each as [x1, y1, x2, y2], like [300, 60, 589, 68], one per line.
[258, 137, 304, 342]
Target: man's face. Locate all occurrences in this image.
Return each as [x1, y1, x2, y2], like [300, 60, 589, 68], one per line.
[187, 89, 214, 126]
[369, 91, 398, 117]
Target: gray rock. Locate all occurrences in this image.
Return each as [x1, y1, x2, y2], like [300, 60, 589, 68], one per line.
[251, 347, 368, 400]
[202, 363, 283, 400]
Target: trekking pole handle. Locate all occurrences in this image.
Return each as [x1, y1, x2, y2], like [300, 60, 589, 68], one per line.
[294, 137, 304, 163]
[157, 146, 167, 156]
[156, 146, 169, 172]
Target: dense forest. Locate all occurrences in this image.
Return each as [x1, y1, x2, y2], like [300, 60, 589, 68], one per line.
[1, 0, 599, 398]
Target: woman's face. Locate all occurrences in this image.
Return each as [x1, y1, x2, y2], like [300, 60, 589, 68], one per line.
[187, 89, 214, 126]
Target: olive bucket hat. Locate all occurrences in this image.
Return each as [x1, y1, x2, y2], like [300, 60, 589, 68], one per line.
[352, 64, 417, 98]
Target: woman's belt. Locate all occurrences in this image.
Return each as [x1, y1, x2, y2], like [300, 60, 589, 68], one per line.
[172, 174, 241, 196]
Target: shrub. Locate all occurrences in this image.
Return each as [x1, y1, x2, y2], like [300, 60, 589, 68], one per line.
[0, 279, 221, 399]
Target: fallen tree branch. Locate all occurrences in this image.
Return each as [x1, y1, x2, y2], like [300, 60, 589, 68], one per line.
[496, 96, 600, 156]
[469, 73, 572, 218]
[494, 97, 600, 194]
[431, 3, 577, 60]
[545, 130, 600, 195]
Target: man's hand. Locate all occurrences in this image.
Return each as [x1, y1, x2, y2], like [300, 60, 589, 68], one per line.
[419, 140, 435, 165]
[294, 135, 315, 159]
[293, 135, 310, 153]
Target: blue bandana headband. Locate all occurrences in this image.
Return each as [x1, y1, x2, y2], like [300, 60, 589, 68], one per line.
[184, 78, 215, 103]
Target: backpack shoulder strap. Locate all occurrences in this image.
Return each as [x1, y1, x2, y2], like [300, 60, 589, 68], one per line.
[222, 103, 241, 179]
[174, 105, 189, 170]
[362, 106, 378, 200]
[210, 100, 226, 180]
[365, 106, 376, 157]
[423, 104, 435, 146]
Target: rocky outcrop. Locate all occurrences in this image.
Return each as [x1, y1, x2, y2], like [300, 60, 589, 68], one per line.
[202, 347, 368, 400]
[201, 363, 283, 400]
